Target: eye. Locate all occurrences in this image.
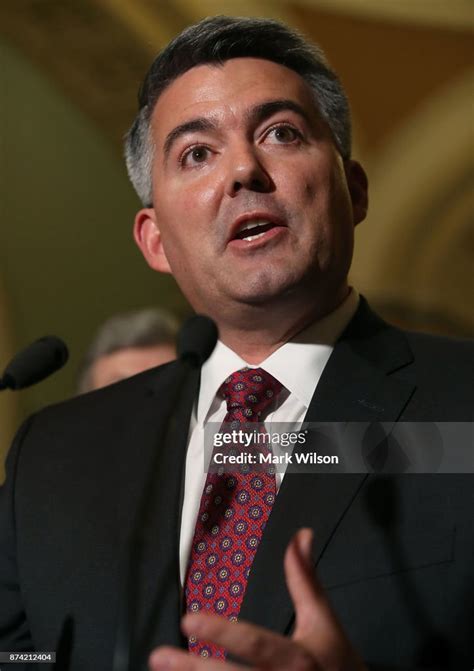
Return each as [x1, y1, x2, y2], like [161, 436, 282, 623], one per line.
[265, 124, 301, 144]
[180, 145, 211, 167]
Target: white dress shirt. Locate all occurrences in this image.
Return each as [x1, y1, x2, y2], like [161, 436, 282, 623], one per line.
[178, 289, 359, 584]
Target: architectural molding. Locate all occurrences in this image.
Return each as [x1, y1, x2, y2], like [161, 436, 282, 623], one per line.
[291, 0, 474, 31]
[352, 70, 474, 335]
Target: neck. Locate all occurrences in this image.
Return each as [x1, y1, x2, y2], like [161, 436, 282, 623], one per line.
[213, 285, 350, 364]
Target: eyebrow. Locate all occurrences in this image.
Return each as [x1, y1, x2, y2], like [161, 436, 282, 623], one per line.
[163, 118, 216, 159]
[162, 98, 312, 160]
[249, 99, 312, 128]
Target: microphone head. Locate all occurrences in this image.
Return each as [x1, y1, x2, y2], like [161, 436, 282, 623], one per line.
[1, 336, 69, 390]
[177, 315, 218, 367]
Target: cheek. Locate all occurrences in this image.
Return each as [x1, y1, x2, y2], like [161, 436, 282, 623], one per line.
[302, 179, 326, 224]
[180, 181, 217, 219]
[277, 155, 327, 216]
[167, 168, 221, 210]
[154, 184, 213, 251]
[299, 173, 329, 226]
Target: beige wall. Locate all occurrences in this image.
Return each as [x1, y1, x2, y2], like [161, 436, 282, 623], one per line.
[0, 39, 188, 471]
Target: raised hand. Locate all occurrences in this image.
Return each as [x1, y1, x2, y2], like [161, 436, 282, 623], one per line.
[149, 528, 367, 670]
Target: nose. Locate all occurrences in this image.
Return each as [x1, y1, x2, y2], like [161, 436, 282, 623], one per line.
[225, 143, 273, 196]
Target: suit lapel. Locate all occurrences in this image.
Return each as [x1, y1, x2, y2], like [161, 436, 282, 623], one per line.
[114, 362, 199, 662]
[239, 299, 416, 634]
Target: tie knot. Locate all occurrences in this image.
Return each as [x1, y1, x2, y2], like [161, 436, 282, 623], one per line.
[219, 367, 283, 421]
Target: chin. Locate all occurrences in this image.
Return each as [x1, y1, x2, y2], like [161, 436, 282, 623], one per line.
[229, 271, 306, 306]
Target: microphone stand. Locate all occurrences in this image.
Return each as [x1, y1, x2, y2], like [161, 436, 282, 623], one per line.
[112, 316, 218, 671]
[112, 360, 193, 671]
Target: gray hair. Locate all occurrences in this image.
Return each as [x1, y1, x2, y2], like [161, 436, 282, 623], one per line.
[124, 15, 352, 206]
[77, 307, 179, 393]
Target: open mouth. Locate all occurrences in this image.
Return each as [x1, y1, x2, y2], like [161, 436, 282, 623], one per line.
[232, 220, 279, 242]
[228, 212, 288, 249]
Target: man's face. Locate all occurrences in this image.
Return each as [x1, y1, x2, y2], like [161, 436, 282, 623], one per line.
[87, 344, 176, 391]
[135, 58, 367, 316]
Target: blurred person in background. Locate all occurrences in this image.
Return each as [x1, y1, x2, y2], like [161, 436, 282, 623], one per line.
[77, 307, 179, 393]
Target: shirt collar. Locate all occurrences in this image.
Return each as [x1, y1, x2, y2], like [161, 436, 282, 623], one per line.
[197, 289, 359, 424]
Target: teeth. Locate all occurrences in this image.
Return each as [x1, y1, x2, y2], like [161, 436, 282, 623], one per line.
[239, 219, 271, 234]
[243, 231, 266, 242]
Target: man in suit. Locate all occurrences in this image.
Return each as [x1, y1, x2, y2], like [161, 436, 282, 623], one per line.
[0, 16, 472, 671]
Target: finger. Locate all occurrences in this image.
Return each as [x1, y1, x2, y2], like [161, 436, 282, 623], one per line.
[182, 613, 314, 670]
[284, 529, 339, 638]
[285, 530, 365, 669]
[284, 528, 319, 611]
[149, 645, 246, 671]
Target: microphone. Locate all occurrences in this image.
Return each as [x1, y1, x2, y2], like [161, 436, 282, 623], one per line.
[0, 336, 69, 391]
[177, 315, 218, 367]
[113, 315, 218, 671]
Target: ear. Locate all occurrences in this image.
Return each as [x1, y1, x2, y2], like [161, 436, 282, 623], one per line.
[133, 208, 172, 274]
[344, 160, 368, 226]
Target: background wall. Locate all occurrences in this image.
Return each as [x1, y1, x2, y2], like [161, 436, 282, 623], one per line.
[1, 0, 472, 474]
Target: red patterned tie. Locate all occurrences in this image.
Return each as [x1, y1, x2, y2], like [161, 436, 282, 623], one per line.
[184, 368, 283, 659]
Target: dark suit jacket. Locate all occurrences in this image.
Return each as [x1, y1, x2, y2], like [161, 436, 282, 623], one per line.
[1, 299, 473, 671]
